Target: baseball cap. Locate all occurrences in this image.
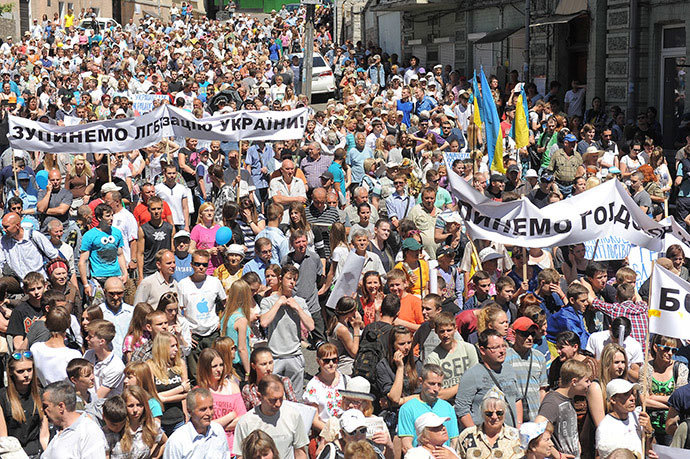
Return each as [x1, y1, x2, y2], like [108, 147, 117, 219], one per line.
[401, 238, 423, 251]
[174, 230, 191, 240]
[225, 244, 245, 256]
[444, 213, 463, 225]
[101, 182, 122, 193]
[436, 246, 455, 258]
[512, 317, 539, 332]
[606, 379, 641, 399]
[540, 172, 554, 183]
[564, 133, 577, 142]
[525, 169, 538, 178]
[16, 171, 30, 180]
[479, 247, 502, 263]
[490, 173, 507, 183]
[320, 171, 334, 181]
[340, 409, 367, 434]
[414, 413, 449, 437]
[507, 164, 520, 174]
[115, 109, 127, 117]
[519, 421, 548, 450]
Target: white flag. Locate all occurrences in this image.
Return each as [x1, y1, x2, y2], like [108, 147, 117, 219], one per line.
[649, 263, 690, 340]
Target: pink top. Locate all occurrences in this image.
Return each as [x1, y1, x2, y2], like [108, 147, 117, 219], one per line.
[190, 223, 222, 275]
[211, 391, 247, 451]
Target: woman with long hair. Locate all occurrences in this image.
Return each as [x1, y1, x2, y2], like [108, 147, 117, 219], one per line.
[287, 202, 318, 252]
[375, 326, 421, 407]
[562, 243, 588, 284]
[213, 337, 242, 385]
[190, 202, 222, 275]
[64, 154, 94, 206]
[263, 264, 282, 299]
[469, 304, 510, 344]
[0, 351, 48, 456]
[650, 146, 672, 198]
[326, 297, 362, 376]
[643, 335, 688, 445]
[358, 271, 384, 326]
[196, 348, 246, 450]
[219, 280, 253, 379]
[304, 343, 346, 431]
[241, 347, 297, 410]
[156, 292, 192, 357]
[147, 331, 190, 436]
[123, 302, 153, 363]
[319, 222, 348, 296]
[124, 361, 164, 418]
[109, 386, 166, 458]
[586, 343, 628, 429]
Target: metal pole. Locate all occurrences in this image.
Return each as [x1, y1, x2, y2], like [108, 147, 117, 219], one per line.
[524, 0, 530, 82]
[303, 3, 316, 101]
[333, 0, 338, 46]
[626, 0, 640, 121]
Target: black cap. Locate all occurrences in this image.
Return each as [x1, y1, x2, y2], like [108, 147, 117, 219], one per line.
[436, 246, 456, 258]
[490, 173, 507, 183]
[540, 172, 554, 182]
[507, 165, 520, 174]
[320, 171, 334, 181]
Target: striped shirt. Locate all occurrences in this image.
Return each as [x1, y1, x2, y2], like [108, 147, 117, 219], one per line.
[504, 347, 548, 422]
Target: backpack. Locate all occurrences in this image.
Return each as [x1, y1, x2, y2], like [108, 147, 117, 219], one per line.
[353, 322, 391, 385]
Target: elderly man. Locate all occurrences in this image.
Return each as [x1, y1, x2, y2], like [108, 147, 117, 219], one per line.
[134, 249, 178, 307]
[164, 388, 229, 459]
[233, 374, 308, 459]
[300, 142, 332, 191]
[246, 141, 275, 204]
[547, 133, 585, 197]
[305, 187, 341, 255]
[223, 148, 254, 189]
[348, 132, 374, 187]
[0, 212, 58, 292]
[269, 159, 307, 224]
[41, 381, 107, 459]
[36, 168, 73, 234]
[405, 412, 461, 458]
[98, 277, 133, 361]
[408, 186, 439, 256]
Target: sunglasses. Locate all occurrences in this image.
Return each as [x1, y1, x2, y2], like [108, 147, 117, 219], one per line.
[517, 330, 538, 339]
[348, 427, 367, 435]
[11, 351, 32, 360]
[321, 357, 338, 364]
[484, 410, 504, 418]
[657, 344, 678, 354]
[192, 261, 209, 267]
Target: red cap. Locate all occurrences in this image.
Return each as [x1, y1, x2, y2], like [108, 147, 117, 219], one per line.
[512, 317, 539, 332]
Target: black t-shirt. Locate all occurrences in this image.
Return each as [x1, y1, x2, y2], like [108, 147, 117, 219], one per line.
[155, 369, 185, 428]
[7, 300, 42, 338]
[0, 387, 43, 455]
[528, 188, 550, 209]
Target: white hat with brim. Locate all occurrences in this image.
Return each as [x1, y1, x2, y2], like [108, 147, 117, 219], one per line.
[479, 247, 502, 263]
[606, 378, 641, 399]
[340, 376, 375, 401]
[414, 412, 450, 437]
[101, 182, 122, 193]
[340, 409, 367, 434]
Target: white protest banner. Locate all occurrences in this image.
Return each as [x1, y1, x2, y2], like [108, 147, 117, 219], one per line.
[282, 401, 316, 439]
[326, 251, 365, 309]
[584, 236, 631, 261]
[649, 263, 690, 340]
[132, 94, 169, 116]
[445, 168, 670, 251]
[8, 105, 309, 154]
[627, 245, 660, 291]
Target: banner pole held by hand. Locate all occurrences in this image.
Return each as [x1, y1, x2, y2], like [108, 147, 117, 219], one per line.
[522, 247, 528, 282]
[591, 239, 600, 261]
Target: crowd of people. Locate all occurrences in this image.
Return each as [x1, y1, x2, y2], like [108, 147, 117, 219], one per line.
[0, 2, 689, 459]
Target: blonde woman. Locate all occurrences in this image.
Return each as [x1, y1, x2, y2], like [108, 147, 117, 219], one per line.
[220, 280, 254, 379]
[65, 155, 93, 207]
[147, 331, 190, 437]
[190, 202, 222, 275]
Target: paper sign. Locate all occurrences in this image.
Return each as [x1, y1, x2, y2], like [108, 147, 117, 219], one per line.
[627, 244, 660, 291]
[132, 94, 169, 116]
[326, 251, 365, 309]
[283, 400, 317, 438]
[654, 444, 688, 459]
[584, 236, 631, 261]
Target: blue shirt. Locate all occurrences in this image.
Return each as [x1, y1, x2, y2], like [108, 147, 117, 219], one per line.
[80, 226, 124, 278]
[546, 305, 589, 348]
[173, 253, 193, 282]
[347, 146, 373, 185]
[245, 144, 275, 189]
[677, 163, 690, 197]
[398, 397, 459, 446]
[243, 257, 270, 284]
[328, 162, 346, 195]
[386, 191, 415, 221]
[415, 95, 438, 115]
[397, 100, 414, 127]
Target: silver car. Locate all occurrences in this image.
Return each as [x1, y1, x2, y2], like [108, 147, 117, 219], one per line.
[288, 53, 337, 97]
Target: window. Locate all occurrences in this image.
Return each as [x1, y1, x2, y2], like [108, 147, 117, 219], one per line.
[663, 26, 686, 49]
[68, 2, 73, 11]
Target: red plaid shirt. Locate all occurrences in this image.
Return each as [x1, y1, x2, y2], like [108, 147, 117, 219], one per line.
[591, 298, 648, 352]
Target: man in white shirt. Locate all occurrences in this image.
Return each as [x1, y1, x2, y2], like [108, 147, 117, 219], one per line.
[564, 80, 586, 118]
[269, 159, 307, 224]
[42, 381, 107, 459]
[83, 319, 125, 398]
[177, 250, 226, 379]
[156, 164, 190, 231]
[164, 388, 229, 459]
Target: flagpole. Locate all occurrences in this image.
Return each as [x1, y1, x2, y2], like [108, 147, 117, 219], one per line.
[591, 239, 600, 261]
[522, 247, 528, 282]
[641, 260, 655, 454]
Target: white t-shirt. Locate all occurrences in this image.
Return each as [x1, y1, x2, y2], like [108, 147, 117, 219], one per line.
[178, 276, 227, 336]
[268, 176, 307, 224]
[29, 342, 83, 386]
[156, 182, 188, 226]
[405, 446, 459, 459]
[112, 208, 138, 262]
[595, 409, 643, 458]
[585, 330, 644, 365]
[84, 350, 125, 397]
